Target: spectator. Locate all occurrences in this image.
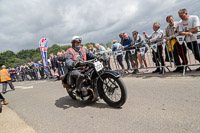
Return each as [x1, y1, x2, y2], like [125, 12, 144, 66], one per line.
[61, 50, 66, 57]
[132, 30, 149, 69]
[121, 33, 133, 70]
[88, 44, 96, 54]
[0, 65, 15, 94]
[178, 8, 200, 71]
[49, 53, 58, 77]
[143, 22, 165, 74]
[31, 62, 39, 80]
[38, 61, 45, 79]
[95, 43, 106, 54]
[165, 15, 188, 72]
[112, 40, 124, 70]
[9, 68, 16, 82]
[57, 52, 65, 78]
[119, 33, 124, 44]
[95, 43, 111, 69]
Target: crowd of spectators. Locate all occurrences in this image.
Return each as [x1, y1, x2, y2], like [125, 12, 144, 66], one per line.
[112, 8, 200, 74]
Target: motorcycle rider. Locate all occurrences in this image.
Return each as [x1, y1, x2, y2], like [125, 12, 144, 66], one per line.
[64, 36, 96, 94]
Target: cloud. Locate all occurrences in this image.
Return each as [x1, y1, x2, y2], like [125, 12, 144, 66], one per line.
[0, 0, 199, 53]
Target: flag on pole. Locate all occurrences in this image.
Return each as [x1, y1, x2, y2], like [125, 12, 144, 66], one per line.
[39, 38, 48, 67]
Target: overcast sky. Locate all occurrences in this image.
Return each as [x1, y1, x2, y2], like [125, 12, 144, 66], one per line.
[0, 0, 199, 53]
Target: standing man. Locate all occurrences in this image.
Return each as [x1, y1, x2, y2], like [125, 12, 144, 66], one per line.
[0, 65, 15, 94]
[165, 15, 188, 72]
[143, 22, 165, 74]
[38, 61, 45, 79]
[121, 33, 132, 70]
[50, 53, 58, 76]
[57, 52, 65, 77]
[178, 8, 200, 71]
[112, 40, 124, 70]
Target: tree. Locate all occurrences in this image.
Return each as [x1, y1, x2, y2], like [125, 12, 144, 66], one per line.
[48, 44, 61, 56]
[60, 45, 71, 51]
[0, 50, 16, 66]
[5, 57, 26, 68]
[106, 42, 113, 48]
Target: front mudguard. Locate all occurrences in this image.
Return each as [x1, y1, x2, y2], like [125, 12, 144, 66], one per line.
[96, 70, 120, 98]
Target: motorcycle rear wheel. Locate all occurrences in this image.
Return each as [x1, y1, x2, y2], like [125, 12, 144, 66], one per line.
[66, 89, 77, 100]
[0, 103, 2, 113]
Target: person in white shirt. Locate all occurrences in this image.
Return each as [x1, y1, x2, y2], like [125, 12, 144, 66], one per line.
[143, 22, 165, 74]
[178, 8, 200, 71]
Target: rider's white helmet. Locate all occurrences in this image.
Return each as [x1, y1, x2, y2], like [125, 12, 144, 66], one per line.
[71, 36, 82, 43]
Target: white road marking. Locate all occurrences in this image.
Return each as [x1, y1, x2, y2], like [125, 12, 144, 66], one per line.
[15, 86, 34, 90]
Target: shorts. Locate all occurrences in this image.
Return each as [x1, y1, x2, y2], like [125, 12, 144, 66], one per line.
[138, 47, 148, 59]
[128, 52, 137, 62]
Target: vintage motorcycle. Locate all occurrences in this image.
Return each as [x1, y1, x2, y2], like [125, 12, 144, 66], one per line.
[62, 57, 127, 108]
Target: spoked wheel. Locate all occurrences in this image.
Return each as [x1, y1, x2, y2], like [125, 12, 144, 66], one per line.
[66, 88, 77, 100]
[99, 74, 127, 108]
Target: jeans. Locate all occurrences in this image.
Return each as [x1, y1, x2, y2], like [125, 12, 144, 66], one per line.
[2, 81, 14, 92]
[125, 52, 130, 69]
[117, 55, 124, 69]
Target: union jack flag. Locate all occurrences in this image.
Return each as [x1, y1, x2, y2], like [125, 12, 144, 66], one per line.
[39, 38, 48, 67]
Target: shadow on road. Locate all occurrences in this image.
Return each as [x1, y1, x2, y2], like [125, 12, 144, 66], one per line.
[55, 96, 120, 110]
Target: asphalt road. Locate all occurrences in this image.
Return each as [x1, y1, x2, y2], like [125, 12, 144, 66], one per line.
[1, 76, 200, 133]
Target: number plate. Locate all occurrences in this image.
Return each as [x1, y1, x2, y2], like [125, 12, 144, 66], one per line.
[94, 61, 104, 72]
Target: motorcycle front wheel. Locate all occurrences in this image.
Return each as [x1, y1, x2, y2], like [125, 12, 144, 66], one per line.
[98, 74, 127, 108]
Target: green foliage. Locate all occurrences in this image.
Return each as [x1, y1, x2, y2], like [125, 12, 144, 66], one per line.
[105, 42, 113, 48]
[5, 57, 26, 68]
[0, 44, 66, 68]
[48, 44, 62, 55]
[99, 43, 106, 48]
[60, 45, 71, 51]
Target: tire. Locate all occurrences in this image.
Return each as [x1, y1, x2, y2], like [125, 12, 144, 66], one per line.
[66, 88, 77, 100]
[98, 74, 127, 108]
[0, 103, 2, 113]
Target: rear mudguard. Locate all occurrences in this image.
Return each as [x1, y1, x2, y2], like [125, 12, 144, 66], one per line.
[96, 70, 120, 97]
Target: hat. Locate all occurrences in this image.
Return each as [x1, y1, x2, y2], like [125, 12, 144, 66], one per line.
[113, 40, 118, 43]
[2, 65, 6, 68]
